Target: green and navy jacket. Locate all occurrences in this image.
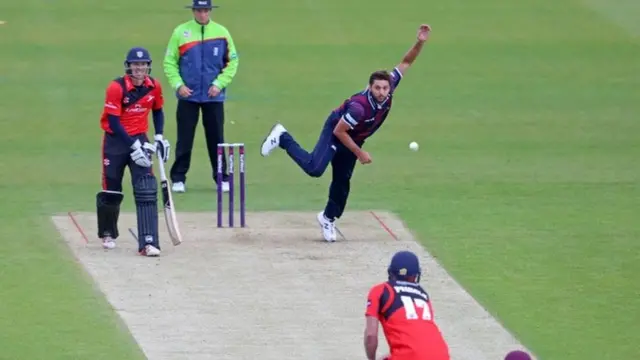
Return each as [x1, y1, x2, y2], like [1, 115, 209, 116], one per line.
[163, 19, 239, 103]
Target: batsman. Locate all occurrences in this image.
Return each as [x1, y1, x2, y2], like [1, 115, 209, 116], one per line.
[97, 47, 171, 257]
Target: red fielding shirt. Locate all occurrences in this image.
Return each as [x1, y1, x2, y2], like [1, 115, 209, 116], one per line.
[366, 281, 450, 360]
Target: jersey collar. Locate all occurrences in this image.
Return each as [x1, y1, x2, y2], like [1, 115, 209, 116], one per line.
[365, 89, 390, 110]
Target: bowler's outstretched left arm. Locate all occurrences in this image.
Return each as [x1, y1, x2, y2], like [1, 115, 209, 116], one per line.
[396, 24, 431, 75]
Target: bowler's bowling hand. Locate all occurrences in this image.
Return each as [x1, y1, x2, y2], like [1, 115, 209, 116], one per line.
[208, 85, 221, 97]
[417, 24, 431, 42]
[178, 85, 193, 97]
[357, 150, 372, 165]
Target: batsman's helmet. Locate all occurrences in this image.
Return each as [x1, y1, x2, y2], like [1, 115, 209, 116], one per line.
[124, 47, 152, 75]
[387, 250, 421, 283]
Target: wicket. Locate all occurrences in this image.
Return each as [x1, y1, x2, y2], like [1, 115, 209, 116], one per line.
[217, 143, 246, 228]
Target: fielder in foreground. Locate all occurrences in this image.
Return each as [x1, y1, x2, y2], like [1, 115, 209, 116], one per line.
[260, 24, 431, 242]
[97, 47, 171, 256]
[364, 251, 450, 360]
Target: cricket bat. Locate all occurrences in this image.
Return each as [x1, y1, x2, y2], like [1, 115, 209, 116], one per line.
[156, 153, 183, 246]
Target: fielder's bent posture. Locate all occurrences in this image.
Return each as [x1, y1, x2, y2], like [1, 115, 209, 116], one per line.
[97, 47, 171, 257]
[260, 24, 431, 242]
[364, 251, 450, 360]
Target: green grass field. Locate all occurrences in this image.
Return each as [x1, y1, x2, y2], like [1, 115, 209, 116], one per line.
[1, 0, 639, 358]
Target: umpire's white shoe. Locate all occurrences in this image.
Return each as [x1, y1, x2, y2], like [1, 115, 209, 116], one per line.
[317, 211, 337, 242]
[102, 237, 116, 249]
[172, 182, 185, 193]
[260, 123, 287, 156]
[140, 245, 161, 257]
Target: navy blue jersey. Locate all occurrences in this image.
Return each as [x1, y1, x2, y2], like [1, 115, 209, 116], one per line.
[326, 67, 403, 143]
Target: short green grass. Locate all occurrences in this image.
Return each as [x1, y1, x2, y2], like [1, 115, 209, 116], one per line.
[0, 0, 638, 358]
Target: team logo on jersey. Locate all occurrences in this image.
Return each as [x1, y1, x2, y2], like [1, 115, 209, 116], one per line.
[126, 104, 147, 113]
[123, 97, 129, 104]
[103, 158, 110, 166]
[183, 30, 191, 38]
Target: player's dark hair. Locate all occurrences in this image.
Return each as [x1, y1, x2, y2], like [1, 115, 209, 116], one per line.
[369, 70, 391, 85]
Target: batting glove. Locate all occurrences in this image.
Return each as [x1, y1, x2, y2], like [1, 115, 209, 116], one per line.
[130, 139, 155, 168]
[154, 134, 171, 163]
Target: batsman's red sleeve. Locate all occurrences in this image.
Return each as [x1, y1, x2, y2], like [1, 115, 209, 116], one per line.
[104, 82, 123, 116]
[152, 79, 164, 110]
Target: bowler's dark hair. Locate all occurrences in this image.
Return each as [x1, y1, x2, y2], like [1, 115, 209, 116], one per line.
[369, 70, 391, 85]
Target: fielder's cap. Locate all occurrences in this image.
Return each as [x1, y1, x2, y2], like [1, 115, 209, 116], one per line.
[387, 250, 421, 280]
[186, 0, 219, 9]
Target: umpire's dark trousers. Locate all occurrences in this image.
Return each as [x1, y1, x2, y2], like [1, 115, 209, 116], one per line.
[170, 100, 228, 184]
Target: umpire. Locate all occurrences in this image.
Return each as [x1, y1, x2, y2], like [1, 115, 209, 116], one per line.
[163, 0, 239, 193]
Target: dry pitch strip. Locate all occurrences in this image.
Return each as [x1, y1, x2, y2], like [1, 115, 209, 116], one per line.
[52, 211, 533, 360]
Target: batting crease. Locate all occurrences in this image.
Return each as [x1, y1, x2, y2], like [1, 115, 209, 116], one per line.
[67, 211, 89, 244]
[370, 211, 399, 240]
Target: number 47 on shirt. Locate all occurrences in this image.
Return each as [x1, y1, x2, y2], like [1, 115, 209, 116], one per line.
[401, 296, 433, 321]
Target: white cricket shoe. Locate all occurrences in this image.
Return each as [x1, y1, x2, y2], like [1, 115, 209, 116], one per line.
[317, 211, 337, 242]
[141, 244, 161, 257]
[260, 123, 287, 157]
[102, 237, 116, 249]
[172, 182, 185, 193]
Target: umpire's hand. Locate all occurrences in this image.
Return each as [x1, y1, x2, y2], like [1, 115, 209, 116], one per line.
[154, 134, 171, 163]
[208, 85, 221, 97]
[178, 85, 193, 97]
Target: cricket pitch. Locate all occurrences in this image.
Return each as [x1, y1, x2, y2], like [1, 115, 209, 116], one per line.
[52, 211, 532, 360]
